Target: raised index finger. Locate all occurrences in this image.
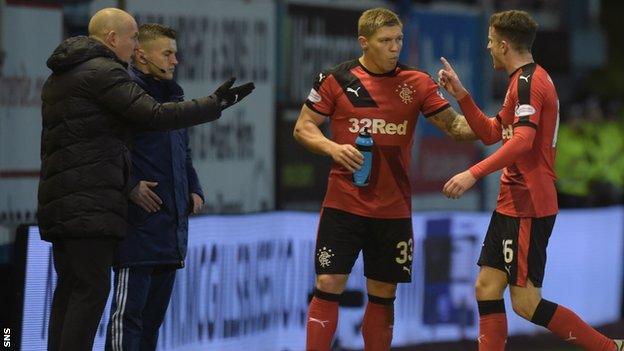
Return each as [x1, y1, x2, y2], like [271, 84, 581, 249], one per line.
[440, 57, 454, 72]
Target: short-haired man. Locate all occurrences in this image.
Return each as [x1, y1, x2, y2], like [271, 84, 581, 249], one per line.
[104, 23, 203, 351]
[438, 9, 623, 351]
[39, 8, 253, 350]
[294, 7, 476, 350]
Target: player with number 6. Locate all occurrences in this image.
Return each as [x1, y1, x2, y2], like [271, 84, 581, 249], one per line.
[438, 9, 622, 351]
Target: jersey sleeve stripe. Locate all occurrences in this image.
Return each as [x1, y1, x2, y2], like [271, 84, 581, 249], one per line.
[305, 100, 331, 117]
[513, 120, 538, 129]
[423, 103, 451, 118]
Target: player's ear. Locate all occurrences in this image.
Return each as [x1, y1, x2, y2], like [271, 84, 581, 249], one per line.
[358, 35, 368, 51]
[500, 40, 509, 55]
[105, 30, 116, 48]
[135, 48, 146, 64]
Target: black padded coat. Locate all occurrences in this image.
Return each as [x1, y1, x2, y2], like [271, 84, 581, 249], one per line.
[38, 36, 221, 242]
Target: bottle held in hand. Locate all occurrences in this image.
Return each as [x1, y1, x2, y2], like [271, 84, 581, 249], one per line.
[352, 129, 373, 187]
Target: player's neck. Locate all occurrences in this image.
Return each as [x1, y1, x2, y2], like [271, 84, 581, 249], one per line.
[358, 55, 395, 75]
[134, 63, 152, 76]
[505, 52, 534, 75]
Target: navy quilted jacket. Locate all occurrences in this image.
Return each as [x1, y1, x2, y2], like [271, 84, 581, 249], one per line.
[113, 66, 204, 268]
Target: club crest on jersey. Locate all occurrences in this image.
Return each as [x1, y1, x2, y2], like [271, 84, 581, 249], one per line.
[317, 246, 335, 268]
[502, 124, 514, 140]
[395, 83, 414, 104]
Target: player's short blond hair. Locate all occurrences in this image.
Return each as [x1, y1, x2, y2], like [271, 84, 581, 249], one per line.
[358, 8, 402, 38]
[489, 10, 538, 52]
[138, 23, 176, 44]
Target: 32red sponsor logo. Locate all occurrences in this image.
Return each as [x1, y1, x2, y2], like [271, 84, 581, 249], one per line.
[348, 118, 408, 135]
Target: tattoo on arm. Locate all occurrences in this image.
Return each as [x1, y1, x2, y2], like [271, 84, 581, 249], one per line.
[429, 108, 477, 141]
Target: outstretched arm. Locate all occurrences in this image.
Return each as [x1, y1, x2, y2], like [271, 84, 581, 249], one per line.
[438, 57, 502, 145]
[457, 95, 503, 145]
[442, 126, 536, 199]
[469, 126, 536, 179]
[427, 107, 478, 141]
[96, 66, 254, 131]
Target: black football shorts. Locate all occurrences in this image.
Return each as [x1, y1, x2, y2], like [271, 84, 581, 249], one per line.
[478, 211, 556, 287]
[314, 207, 413, 283]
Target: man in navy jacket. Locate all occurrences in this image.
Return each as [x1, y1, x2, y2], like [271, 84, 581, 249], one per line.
[106, 23, 205, 350]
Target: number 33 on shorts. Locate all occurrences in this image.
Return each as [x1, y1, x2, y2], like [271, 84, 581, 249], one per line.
[396, 239, 413, 275]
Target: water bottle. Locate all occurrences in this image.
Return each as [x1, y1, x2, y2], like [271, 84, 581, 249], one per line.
[353, 129, 373, 187]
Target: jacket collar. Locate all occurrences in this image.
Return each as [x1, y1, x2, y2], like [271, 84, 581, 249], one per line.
[129, 65, 184, 102]
[46, 36, 127, 73]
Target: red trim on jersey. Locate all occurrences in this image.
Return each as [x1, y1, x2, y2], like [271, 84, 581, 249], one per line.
[516, 218, 532, 287]
[458, 94, 501, 145]
[469, 126, 536, 179]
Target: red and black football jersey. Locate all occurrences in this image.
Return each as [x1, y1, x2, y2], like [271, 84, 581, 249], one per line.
[495, 63, 559, 217]
[305, 59, 449, 218]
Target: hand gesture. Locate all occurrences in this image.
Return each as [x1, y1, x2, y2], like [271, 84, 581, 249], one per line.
[129, 181, 162, 212]
[443, 170, 477, 199]
[214, 77, 255, 110]
[190, 193, 203, 214]
[437, 57, 468, 100]
[329, 144, 364, 173]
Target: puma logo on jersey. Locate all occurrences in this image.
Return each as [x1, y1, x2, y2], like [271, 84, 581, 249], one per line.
[318, 73, 325, 82]
[502, 125, 514, 140]
[308, 318, 330, 328]
[519, 74, 531, 82]
[349, 118, 408, 135]
[347, 87, 361, 97]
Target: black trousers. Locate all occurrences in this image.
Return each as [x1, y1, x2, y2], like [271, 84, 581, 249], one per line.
[48, 238, 117, 351]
